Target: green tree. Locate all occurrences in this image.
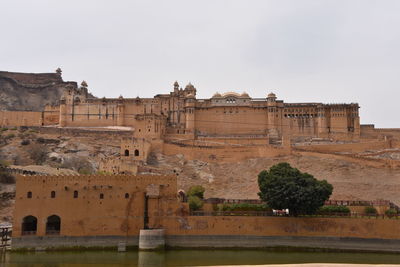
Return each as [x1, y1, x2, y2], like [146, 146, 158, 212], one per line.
[187, 185, 205, 211]
[187, 185, 205, 199]
[364, 206, 377, 215]
[258, 162, 333, 216]
[188, 195, 203, 211]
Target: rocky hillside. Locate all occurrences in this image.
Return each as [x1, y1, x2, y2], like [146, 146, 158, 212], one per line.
[1, 127, 400, 223]
[0, 70, 77, 111]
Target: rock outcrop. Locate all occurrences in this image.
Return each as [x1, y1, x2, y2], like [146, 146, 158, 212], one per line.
[0, 70, 77, 111]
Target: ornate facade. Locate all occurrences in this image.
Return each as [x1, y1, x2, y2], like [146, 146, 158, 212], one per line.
[60, 81, 360, 141]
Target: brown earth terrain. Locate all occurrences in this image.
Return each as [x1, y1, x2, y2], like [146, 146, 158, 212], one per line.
[1, 128, 400, 224]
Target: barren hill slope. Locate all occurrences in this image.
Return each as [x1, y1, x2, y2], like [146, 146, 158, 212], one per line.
[1, 128, 400, 223]
[148, 152, 400, 205]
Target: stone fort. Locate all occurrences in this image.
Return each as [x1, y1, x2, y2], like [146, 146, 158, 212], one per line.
[0, 70, 374, 172]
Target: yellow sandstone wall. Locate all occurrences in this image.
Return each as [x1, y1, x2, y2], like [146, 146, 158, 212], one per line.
[13, 174, 177, 238]
[294, 140, 391, 154]
[194, 107, 269, 135]
[0, 111, 43, 127]
[162, 142, 291, 162]
[159, 216, 400, 240]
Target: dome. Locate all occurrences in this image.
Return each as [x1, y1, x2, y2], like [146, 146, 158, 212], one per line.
[185, 82, 195, 90]
[241, 92, 250, 98]
[222, 92, 241, 98]
[186, 93, 195, 98]
[267, 92, 276, 98]
[212, 92, 222, 98]
[174, 81, 179, 87]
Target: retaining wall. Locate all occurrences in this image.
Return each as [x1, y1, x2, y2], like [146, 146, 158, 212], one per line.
[162, 142, 290, 163]
[12, 215, 400, 252]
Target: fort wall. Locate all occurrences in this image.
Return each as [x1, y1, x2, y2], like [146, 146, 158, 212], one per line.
[294, 140, 391, 154]
[13, 174, 177, 239]
[160, 216, 400, 240]
[162, 142, 291, 163]
[12, 174, 400, 252]
[0, 111, 43, 127]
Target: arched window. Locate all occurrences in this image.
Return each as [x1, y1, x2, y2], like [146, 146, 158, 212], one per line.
[100, 193, 104, 199]
[124, 149, 129, 156]
[73, 190, 78, 198]
[21, 215, 37, 235]
[46, 215, 61, 235]
[125, 193, 129, 199]
[134, 149, 139, 157]
[27, 191, 32, 198]
[51, 191, 56, 198]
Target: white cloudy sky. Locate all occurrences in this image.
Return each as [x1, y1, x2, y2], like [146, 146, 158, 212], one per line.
[1, 0, 399, 127]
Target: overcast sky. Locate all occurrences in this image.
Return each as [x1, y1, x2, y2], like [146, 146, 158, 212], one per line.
[1, 0, 399, 127]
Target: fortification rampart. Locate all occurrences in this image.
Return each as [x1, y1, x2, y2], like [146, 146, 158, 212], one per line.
[162, 142, 291, 162]
[0, 111, 43, 127]
[295, 150, 400, 169]
[293, 140, 391, 154]
[32, 126, 134, 138]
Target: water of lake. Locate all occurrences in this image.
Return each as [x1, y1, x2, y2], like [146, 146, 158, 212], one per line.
[2, 249, 400, 266]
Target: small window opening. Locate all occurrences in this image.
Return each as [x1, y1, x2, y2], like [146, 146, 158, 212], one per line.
[27, 191, 32, 198]
[125, 193, 129, 199]
[73, 190, 78, 198]
[134, 149, 140, 156]
[100, 193, 104, 199]
[51, 191, 56, 198]
[124, 149, 129, 156]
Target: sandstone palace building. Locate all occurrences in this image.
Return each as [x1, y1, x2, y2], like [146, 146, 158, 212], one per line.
[0, 70, 363, 171]
[0, 70, 360, 140]
[59, 81, 360, 141]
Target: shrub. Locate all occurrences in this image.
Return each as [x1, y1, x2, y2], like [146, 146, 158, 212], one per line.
[318, 205, 351, 214]
[0, 172, 15, 184]
[187, 185, 205, 199]
[28, 144, 48, 164]
[0, 160, 10, 167]
[364, 206, 378, 215]
[188, 195, 203, 211]
[78, 168, 92, 175]
[6, 133, 15, 139]
[385, 208, 398, 217]
[1, 128, 8, 132]
[218, 203, 270, 212]
[20, 139, 30, 146]
[61, 156, 94, 174]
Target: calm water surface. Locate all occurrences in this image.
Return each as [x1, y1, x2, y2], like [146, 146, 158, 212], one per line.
[2, 250, 400, 266]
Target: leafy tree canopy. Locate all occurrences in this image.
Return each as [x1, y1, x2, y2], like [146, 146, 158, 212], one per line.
[187, 185, 205, 199]
[258, 162, 333, 216]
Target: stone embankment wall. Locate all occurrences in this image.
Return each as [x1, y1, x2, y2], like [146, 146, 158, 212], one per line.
[12, 214, 400, 252]
[162, 142, 291, 163]
[159, 216, 400, 251]
[293, 140, 392, 154]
